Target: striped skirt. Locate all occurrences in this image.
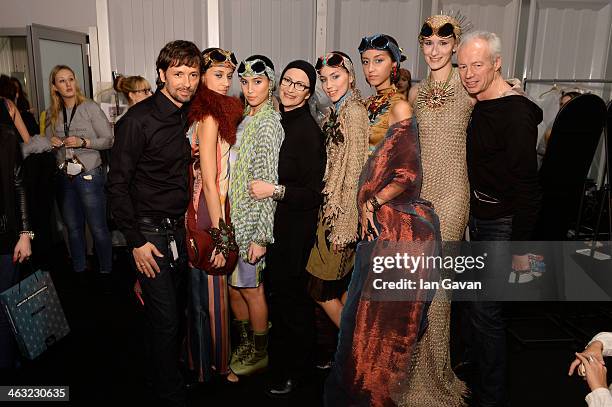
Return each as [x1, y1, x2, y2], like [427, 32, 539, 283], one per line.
[186, 267, 231, 381]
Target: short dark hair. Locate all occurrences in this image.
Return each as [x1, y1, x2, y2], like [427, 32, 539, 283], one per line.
[155, 40, 202, 83]
[0, 75, 16, 101]
[9, 77, 31, 111]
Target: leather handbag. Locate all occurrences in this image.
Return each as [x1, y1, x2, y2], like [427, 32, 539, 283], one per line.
[186, 162, 238, 276]
[0, 270, 70, 360]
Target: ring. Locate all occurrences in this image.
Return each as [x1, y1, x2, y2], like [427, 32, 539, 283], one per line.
[588, 355, 594, 363]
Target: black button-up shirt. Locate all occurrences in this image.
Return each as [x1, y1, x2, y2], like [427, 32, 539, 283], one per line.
[107, 89, 191, 248]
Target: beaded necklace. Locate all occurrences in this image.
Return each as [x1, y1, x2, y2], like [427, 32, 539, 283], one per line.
[366, 86, 397, 124]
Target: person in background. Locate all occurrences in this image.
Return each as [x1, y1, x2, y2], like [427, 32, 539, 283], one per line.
[569, 332, 612, 407]
[397, 68, 412, 99]
[249, 59, 326, 395]
[113, 75, 153, 107]
[9, 76, 38, 136]
[228, 55, 284, 378]
[541, 90, 581, 147]
[0, 75, 31, 143]
[45, 65, 113, 288]
[0, 94, 32, 377]
[4, 75, 56, 270]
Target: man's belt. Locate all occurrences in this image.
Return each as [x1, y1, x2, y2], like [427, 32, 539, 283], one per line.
[137, 216, 185, 231]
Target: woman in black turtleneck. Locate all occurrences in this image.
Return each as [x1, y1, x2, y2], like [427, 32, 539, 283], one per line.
[249, 60, 326, 395]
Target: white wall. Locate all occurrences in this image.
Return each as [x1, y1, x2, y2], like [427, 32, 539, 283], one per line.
[220, 0, 316, 96]
[434, 0, 521, 78]
[0, 38, 15, 76]
[107, 0, 209, 90]
[0, 0, 97, 33]
[326, 0, 422, 97]
[527, 0, 611, 84]
[2, 0, 610, 101]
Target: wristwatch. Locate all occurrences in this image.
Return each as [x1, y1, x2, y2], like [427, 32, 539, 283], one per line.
[80, 137, 87, 148]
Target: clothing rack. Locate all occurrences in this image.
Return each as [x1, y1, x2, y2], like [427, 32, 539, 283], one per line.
[523, 78, 612, 92]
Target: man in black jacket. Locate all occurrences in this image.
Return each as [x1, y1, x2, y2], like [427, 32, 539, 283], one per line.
[457, 31, 542, 407]
[107, 40, 201, 407]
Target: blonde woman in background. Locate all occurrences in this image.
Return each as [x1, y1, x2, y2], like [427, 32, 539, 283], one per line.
[113, 75, 152, 107]
[45, 65, 114, 286]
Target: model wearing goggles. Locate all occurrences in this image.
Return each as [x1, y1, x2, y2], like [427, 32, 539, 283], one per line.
[238, 59, 272, 79]
[203, 48, 238, 68]
[419, 22, 455, 39]
[418, 14, 468, 45]
[315, 52, 353, 73]
[358, 34, 404, 63]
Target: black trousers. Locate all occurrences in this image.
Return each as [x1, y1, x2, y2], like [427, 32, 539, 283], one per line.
[266, 265, 316, 381]
[136, 226, 187, 407]
[467, 215, 512, 407]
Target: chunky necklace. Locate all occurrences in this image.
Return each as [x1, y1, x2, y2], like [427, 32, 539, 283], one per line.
[366, 87, 396, 123]
[323, 108, 344, 146]
[417, 67, 455, 109]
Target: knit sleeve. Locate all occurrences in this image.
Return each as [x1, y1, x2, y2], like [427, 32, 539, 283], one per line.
[329, 102, 369, 245]
[251, 116, 284, 245]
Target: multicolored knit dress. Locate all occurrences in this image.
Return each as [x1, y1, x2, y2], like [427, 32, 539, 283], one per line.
[228, 102, 284, 287]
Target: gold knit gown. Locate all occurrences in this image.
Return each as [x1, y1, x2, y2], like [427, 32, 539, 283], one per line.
[397, 68, 473, 406]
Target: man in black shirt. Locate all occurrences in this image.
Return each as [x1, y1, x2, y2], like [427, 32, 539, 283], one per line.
[457, 31, 542, 407]
[107, 40, 201, 407]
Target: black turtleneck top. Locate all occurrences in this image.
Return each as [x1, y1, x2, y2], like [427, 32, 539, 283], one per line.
[267, 103, 326, 276]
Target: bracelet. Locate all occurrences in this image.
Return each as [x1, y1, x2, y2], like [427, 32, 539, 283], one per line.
[369, 196, 382, 212]
[272, 184, 286, 201]
[208, 219, 238, 258]
[19, 231, 35, 240]
[253, 239, 268, 247]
